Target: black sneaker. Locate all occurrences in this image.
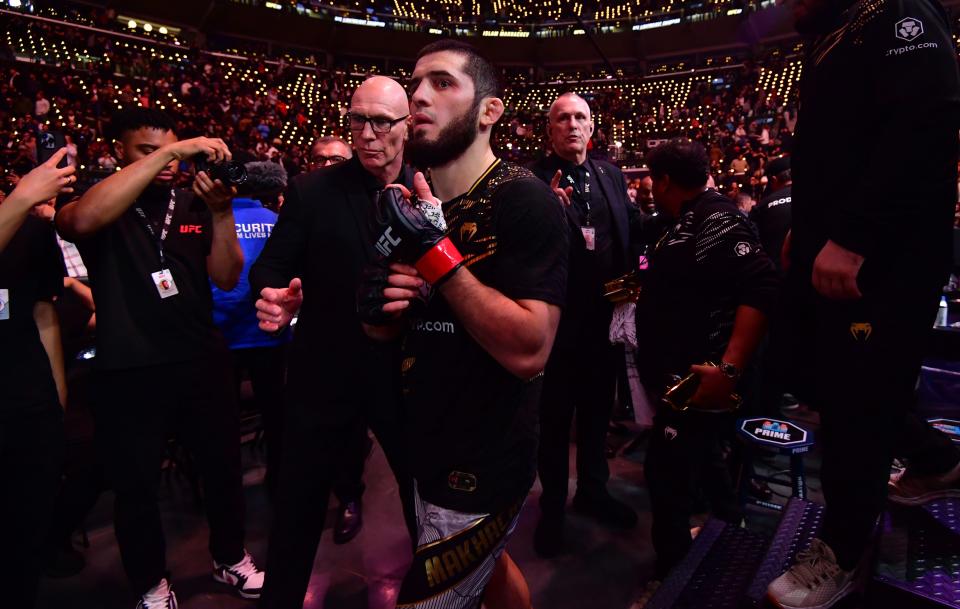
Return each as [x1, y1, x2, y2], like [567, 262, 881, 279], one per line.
[44, 541, 85, 578]
[333, 499, 364, 545]
[533, 514, 564, 558]
[572, 491, 638, 529]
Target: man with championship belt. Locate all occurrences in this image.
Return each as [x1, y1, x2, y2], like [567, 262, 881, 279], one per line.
[359, 40, 569, 609]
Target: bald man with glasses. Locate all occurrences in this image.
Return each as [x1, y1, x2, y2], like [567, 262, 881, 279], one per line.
[251, 76, 416, 608]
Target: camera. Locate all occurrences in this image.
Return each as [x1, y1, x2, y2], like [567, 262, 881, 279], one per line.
[193, 154, 248, 187]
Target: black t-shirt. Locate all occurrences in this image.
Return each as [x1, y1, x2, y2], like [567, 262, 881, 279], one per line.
[634, 189, 778, 390]
[401, 160, 569, 513]
[750, 185, 792, 273]
[0, 216, 64, 417]
[66, 187, 226, 370]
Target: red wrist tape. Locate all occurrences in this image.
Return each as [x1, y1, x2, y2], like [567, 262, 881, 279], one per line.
[415, 237, 464, 285]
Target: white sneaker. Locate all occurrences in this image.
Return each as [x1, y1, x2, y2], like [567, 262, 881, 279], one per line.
[767, 539, 855, 609]
[136, 578, 178, 609]
[213, 550, 264, 599]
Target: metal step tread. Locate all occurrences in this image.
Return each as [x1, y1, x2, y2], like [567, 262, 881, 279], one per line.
[745, 498, 825, 606]
[647, 518, 769, 609]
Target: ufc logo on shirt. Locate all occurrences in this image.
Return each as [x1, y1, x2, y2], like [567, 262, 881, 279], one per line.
[375, 227, 402, 257]
[180, 225, 203, 234]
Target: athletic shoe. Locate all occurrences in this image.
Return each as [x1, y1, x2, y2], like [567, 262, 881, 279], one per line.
[333, 499, 363, 545]
[533, 513, 564, 558]
[136, 578, 178, 609]
[767, 539, 855, 609]
[781, 393, 800, 411]
[213, 550, 264, 599]
[888, 460, 960, 506]
[572, 491, 638, 529]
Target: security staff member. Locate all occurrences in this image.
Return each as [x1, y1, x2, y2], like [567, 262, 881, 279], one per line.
[250, 76, 416, 609]
[529, 93, 638, 558]
[768, 1, 960, 607]
[750, 156, 792, 274]
[637, 138, 777, 579]
[56, 108, 261, 607]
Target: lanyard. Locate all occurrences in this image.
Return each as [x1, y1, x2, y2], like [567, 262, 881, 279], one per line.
[564, 165, 592, 225]
[134, 189, 177, 269]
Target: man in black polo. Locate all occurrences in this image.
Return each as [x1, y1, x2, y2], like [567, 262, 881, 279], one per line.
[636, 138, 777, 580]
[529, 92, 638, 557]
[56, 108, 261, 608]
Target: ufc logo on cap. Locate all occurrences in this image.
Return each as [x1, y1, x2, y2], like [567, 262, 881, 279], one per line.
[180, 225, 203, 234]
[375, 227, 401, 257]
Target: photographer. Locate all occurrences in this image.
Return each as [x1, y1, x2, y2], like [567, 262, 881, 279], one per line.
[0, 147, 76, 251]
[0, 147, 74, 608]
[56, 108, 262, 608]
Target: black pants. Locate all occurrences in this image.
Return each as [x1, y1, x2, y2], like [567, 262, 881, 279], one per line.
[48, 372, 106, 549]
[538, 308, 619, 516]
[645, 406, 741, 578]
[232, 345, 287, 499]
[782, 272, 959, 570]
[0, 404, 63, 608]
[93, 358, 246, 595]
[259, 386, 415, 609]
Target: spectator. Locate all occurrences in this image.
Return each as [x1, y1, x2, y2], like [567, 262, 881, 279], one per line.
[35, 91, 50, 117]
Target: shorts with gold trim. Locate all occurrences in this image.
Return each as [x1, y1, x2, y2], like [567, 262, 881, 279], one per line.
[396, 485, 524, 609]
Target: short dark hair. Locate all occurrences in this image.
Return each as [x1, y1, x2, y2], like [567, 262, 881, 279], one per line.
[312, 136, 349, 150]
[108, 107, 176, 141]
[416, 39, 499, 104]
[646, 138, 709, 189]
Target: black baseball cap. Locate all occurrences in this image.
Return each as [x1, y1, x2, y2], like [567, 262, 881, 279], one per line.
[765, 156, 791, 177]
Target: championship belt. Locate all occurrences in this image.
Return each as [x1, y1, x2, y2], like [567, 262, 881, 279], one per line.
[603, 270, 642, 303]
[396, 500, 523, 606]
[661, 362, 743, 413]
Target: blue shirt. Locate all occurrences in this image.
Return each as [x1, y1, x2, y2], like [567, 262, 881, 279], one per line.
[212, 198, 290, 349]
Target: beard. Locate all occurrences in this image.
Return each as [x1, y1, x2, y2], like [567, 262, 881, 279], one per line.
[407, 104, 480, 169]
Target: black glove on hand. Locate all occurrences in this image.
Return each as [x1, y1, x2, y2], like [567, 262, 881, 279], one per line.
[371, 187, 463, 285]
[357, 263, 394, 326]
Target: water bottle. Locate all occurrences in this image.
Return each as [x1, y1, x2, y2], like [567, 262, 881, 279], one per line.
[935, 295, 949, 327]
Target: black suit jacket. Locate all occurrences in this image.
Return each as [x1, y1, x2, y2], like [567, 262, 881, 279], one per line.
[249, 157, 412, 419]
[530, 155, 636, 278]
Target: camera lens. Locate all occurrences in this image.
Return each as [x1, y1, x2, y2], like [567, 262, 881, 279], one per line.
[222, 161, 248, 186]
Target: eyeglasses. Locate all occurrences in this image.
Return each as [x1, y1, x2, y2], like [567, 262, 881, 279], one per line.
[346, 112, 409, 134]
[313, 155, 349, 166]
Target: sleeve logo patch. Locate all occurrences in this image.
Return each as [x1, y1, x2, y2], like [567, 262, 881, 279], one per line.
[895, 17, 923, 42]
[734, 242, 753, 256]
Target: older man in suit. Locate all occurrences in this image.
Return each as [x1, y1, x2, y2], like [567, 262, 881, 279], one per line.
[530, 92, 639, 557]
[250, 76, 414, 609]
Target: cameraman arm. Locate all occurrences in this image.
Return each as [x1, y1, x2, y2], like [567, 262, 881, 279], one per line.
[56, 138, 230, 240]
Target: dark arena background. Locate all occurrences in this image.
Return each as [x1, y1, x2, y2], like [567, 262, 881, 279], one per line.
[2, 0, 960, 608]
